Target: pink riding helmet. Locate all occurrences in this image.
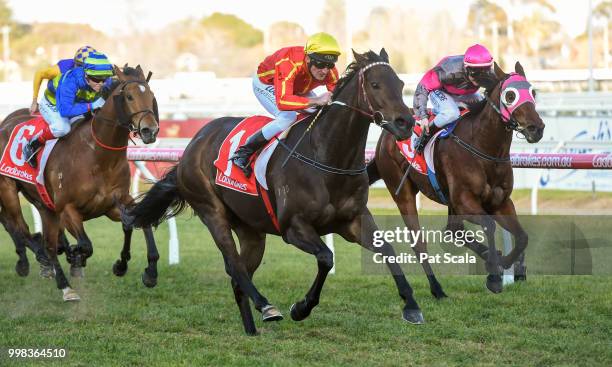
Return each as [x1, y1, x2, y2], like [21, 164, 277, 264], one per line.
[464, 44, 494, 67]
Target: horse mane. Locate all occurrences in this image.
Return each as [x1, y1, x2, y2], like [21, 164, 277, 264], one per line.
[331, 50, 383, 100]
[102, 66, 141, 98]
[462, 98, 488, 118]
[309, 50, 386, 119]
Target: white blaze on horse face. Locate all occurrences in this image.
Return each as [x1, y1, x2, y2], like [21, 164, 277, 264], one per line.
[138, 85, 145, 93]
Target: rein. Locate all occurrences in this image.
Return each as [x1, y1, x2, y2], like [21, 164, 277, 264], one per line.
[281, 61, 393, 175]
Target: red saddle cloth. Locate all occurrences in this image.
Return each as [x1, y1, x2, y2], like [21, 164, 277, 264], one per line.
[214, 115, 274, 195]
[0, 117, 56, 209]
[213, 113, 309, 232]
[395, 115, 435, 175]
[395, 109, 470, 175]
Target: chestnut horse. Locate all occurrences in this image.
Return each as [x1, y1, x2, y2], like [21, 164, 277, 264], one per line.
[0, 65, 160, 301]
[124, 50, 426, 335]
[368, 62, 544, 296]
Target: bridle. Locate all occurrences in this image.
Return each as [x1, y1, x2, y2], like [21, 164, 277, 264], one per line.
[449, 72, 538, 163]
[331, 61, 395, 127]
[91, 79, 158, 151]
[484, 72, 535, 134]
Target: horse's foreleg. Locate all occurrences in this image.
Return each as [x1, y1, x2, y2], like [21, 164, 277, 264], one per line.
[454, 193, 503, 293]
[61, 205, 92, 277]
[445, 207, 496, 260]
[108, 201, 158, 286]
[378, 141, 446, 299]
[284, 216, 334, 322]
[339, 210, 424, 324]
[42, 211, 79, 301]
[140, 226, 159, 288]
[111, 221, 132, 277]
[493, 199, 528, 280]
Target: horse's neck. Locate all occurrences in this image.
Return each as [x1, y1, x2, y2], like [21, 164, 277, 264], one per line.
[461, 98, 513, 157]
[84, 107, 129, 161]
[311, 93, 370, 170]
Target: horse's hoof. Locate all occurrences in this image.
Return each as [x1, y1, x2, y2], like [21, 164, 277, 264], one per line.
[62, 287, 81, 302]
[431, 286, 448, 300]
[289, 302, 311, 322]
[15, 261, 29, 277]
[112, 261, 128, 277]
[261, 305, 283, 322]
[70, 266, 84, 278]
[39, 265, 55, 279]
[432, 291, 448, 300]
[486, 274, 503, 294]
[245, 328, 260, 336]
[402, 308, 425, 324]
[142, 272, 157, 288]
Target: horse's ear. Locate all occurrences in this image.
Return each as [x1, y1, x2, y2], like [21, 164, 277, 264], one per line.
[135, 64, 144, 75]
[113, 65, 125, 79]
[515, 61, 526, 77]
[379, 48, 389, 62]
[493, 61, 506, 79]
[124, 63, 128, 68]
[352, 49, 366, 65]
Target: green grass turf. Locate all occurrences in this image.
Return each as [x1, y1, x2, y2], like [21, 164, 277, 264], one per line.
[0, 206, 611, 366]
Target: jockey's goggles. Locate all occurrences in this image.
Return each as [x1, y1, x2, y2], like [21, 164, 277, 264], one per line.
[311, 59, 335, 70]
[466, 66, 492, 78]
[86, 75, 107, 84]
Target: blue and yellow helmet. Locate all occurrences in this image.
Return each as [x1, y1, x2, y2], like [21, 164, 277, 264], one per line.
[74, 45, 97, 66]
[82, 52, 114, 79]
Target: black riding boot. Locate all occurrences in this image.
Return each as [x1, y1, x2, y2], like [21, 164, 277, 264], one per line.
[22, 138, 43, 169]
[414, 131, 432, 154]
[229, 131, 269, 177]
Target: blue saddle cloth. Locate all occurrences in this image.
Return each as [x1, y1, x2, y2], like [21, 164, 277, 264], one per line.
[425, 119, 459, 205]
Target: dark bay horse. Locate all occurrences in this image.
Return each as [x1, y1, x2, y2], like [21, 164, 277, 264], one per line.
[0, 65, 160, 301]
[124, 50, 425, 335]
[368, 62, 545, 296]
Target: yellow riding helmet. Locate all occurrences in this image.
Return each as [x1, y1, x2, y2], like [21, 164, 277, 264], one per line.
[305, 32, 341, 57]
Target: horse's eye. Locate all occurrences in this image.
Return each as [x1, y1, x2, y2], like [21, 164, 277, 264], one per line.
[126, 94, 134, 101]
[370, 82, 380, 89]
[529, 86, 537, 100]
[501, 88, 519, 107]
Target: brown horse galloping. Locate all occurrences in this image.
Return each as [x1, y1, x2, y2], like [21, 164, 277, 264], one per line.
[368, 62, 545, 296]
[0, 65, 160, 301]
[124, 50, 426, 335]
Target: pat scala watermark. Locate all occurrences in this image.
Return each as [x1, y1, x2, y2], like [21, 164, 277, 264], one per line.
[370, 227, 485, 265]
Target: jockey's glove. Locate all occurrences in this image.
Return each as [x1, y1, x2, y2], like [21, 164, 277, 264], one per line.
[91, 98, 106, 110]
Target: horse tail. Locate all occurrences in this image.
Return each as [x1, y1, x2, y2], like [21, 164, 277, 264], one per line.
[123, 165, 188, 228]
[367, 158, 381, 185]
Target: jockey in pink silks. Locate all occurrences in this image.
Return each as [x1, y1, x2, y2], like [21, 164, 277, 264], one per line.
[412, 44, 498, 152]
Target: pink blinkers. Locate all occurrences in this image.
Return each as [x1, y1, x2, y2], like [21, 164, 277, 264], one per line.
[499, 73, 536, 123]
